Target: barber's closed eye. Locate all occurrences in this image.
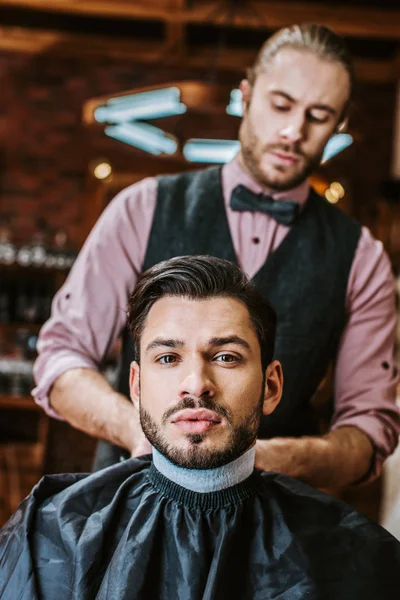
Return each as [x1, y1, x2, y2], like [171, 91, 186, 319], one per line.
[307, 110, 329, 124]
[273, 103, 290, 112]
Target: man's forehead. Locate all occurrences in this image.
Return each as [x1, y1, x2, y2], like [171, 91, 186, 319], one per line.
[141, 296, 254, 340]
[255, 48, 350, 105]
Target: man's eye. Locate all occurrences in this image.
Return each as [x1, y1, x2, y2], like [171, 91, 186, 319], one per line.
[158, 355, 177, 364]
[215, 354, 239, 363]
[308, 112, 329, 124]
[273, 104, 290, 112]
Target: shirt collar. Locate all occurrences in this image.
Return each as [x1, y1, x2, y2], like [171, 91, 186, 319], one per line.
[152, 445, 256, 493]
[222, 154, 310, 207]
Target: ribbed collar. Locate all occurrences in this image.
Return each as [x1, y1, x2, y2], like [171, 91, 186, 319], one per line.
[152, 445, 256, 493]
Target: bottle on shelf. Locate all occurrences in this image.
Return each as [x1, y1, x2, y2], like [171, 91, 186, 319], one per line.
[0, 223, 16, 266]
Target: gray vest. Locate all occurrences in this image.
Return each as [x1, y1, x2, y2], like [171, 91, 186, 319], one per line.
[118, 167, 361, 438]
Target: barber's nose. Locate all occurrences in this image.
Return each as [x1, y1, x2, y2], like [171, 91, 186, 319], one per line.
[179, 361, 215, 399]
[280, 116, 306, 144]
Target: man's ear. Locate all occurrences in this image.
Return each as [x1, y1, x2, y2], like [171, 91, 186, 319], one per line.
[336, 117, 348, 133]
[129, 361, 140, 409]
[239, 79, 252, 114]
[262, 360, 283, 416]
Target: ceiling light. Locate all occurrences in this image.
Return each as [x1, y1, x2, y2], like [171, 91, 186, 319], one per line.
[226, 88, 243, 117]
[183, 139, 241, 163]
[93, 162, 112, 180]
[330, 182, 345, 198]
[105, 123, 178, 156]
[321, 134, 353, 164]
[325, 188, 340, 204]
[94, 87, 187, 123]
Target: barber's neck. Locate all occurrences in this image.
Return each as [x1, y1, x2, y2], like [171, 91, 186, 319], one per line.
[152, 445, 256, 493]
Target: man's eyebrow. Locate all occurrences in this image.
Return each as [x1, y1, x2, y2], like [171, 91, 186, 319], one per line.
[270, 90, 296, 103]
[145, 338, 184, 353]
[270, 90, 336, 114]
[309, 103, 336, 115]
[208, 336, 251, 350]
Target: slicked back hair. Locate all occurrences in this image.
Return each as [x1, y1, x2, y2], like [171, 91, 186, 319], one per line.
[247, 23, 354, 118]
[127, 255, 276, 370]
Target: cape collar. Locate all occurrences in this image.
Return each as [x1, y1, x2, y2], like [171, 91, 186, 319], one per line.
[152, 445, 256, 493]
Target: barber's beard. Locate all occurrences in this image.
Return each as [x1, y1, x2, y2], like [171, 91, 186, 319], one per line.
[239, 116, 323, 192]
[140, 391, 264, 470]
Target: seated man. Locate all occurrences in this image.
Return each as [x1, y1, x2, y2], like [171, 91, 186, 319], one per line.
[1, 255, 399, 600]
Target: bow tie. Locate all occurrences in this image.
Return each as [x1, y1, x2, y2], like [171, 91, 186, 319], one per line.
[230, 184, 300, 225]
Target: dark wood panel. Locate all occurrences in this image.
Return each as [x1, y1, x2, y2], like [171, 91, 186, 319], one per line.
[1, 0, 399, 39]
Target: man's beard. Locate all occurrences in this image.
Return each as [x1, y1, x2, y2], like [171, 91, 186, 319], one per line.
[239, 116, 323, 192]
[140, 390, 264, 470]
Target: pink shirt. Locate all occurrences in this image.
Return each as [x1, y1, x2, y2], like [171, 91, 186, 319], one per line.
[33, 158, 400, 477]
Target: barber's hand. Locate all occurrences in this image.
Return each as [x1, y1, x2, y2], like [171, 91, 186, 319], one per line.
[254, 429, 371, 495]
[254, 438, 294, 474]
[130, 403, 152, 458]
[255, 438, 337, 495]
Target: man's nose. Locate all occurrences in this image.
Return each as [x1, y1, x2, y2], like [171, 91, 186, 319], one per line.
[279, 115, 307, 144]
[178, 361, 215, 399]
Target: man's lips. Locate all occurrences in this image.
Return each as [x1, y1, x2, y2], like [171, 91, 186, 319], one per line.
[269, 150, 300, 165]
[171, 409, 222, 434]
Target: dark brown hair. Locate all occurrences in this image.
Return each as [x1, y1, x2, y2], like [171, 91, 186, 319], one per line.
[247, 23, 354, 116]
[127, 255, 276, 369]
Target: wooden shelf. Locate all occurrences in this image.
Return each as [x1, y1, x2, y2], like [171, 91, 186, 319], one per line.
[0, 263, 69, 276]
[0, 322, 42, 333]
[0, 395, 40, 411]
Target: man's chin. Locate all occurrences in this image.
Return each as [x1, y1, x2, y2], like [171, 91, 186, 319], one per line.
[170, 433, 226, 453]
[163, 438, 236, 470]
[259, 163, 308, 192]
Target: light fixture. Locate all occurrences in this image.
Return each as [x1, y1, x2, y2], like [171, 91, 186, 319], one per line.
[226, 89, 243, 117]
[325, 181, 346, 204]
[94, 87, 187, 123]
[93, 162, 112, 180]
[325, 188, 339, 204]
[184, 139, 241, 164]
[105, 123, 178, 156]
[330, 181, 345, 199]
[321, 134, 353, 164]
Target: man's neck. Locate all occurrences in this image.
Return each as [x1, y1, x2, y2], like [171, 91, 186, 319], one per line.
[152, 446, 256, 493]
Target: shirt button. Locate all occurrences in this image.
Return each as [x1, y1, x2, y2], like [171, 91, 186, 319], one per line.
[252, 237, 260, 245]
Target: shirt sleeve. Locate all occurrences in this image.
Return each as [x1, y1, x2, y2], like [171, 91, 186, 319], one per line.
[32, 177, 158, 418]
[331, 226, 400, 479]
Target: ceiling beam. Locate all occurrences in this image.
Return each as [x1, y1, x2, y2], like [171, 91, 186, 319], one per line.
[1, 0, 400, 40]
[0, 26, 398, 84]
[184, 1, 400, 40]
[165, 0, 186, 56]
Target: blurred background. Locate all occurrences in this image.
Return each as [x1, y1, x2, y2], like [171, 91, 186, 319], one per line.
[0, 0, 399, 526]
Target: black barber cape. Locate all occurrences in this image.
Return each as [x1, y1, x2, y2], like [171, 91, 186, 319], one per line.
[1, 455, 399, 600]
